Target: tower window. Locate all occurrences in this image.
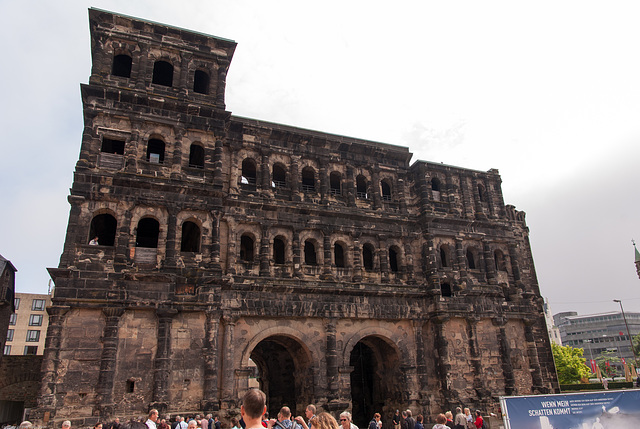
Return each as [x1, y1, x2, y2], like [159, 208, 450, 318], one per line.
[147, 138, 165, 164]
[101, 138, 125, 155]
[440, 246, 450, 268]
[241, 159, 257, 185]
[334, 243, 345, 268]
[304, 240, 317, 265]
[240, 235, 255, 262]
[363, 243, 374, 271]
[181, 221, 201, 252]
[466, 249, 476, 269]
[356, 175, 368, 199]
[441, 282, 452, 297]
[89, 213, 117, 246]
[381, 180, 392, 201]
[389, 247, 399, 272]
[189, 143, 205, 168]
[302, 167, 316, 192]
[432, 178, 441, 201]
[112, 54, 132, 78]
[193, 70, 209, 94]
[330, 172, 342, 195]
[152, 60, 173, 87]
[136, 218, 160, 248]
[273, 237, 286, 265]
[272, 164, 287, 189]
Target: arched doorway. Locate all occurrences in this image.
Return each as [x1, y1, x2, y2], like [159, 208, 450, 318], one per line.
[250, 335, 313, 418]
[349, 336, 402, 429]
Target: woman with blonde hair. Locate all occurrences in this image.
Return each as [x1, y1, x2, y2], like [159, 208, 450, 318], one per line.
[312, 413, 339, 429]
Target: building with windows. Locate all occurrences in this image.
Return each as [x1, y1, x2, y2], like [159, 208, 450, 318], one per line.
[0, 255, 17, 365]
[543, 299, 562, 346]
[554, 311, 640, 374]
[4, 293, 50, 356]
[34, 9, 558, 428]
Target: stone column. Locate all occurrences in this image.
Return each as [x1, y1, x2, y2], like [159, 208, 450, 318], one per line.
[319, 164, 328, 204]
[292, 230, 302, 278]
[135, 43, 149, 90]
[171, 127, 185, 179]
[220, 316, 237, 409]
[212, 138, 224, 190]
[151, 309, 177, 413]
[216, 64, 228, 108]
[398, 178, 408, 213]
[414, 321, 429, 398]
[208, 210, 221, 268]
[465, 317, 489, 399]
[485, 181, 497, 218]
[114, 208, 133, 270]
[290, 156, 301, 202]
[472, 178, 485, 219]
[454, 238, 465, 280]
[259, 227, 270, 276]
[260, 152, 271, 192]
[352, 234, 363, 282]
[96, 308, 125, 419]
[372, 169, 382, 209]
[379, 238, 389, 282]
[460, 175, 473, 219]
[483, 242, 497, 284]
[164, 207, 179, 267]
[433, 316, 455, 407]
[524, 319, 544, 392]
[494, 318, 515, 396]
[325, 318, 339, 401]
[202, 312, 221, 411]
[346, 166, 356, 206]
[178, 52, 191, 95]
[37, 306, 70, 418]
[403, 239, 414, 282]
[321, 233, 333, 278]
[124, 120, 141, 173]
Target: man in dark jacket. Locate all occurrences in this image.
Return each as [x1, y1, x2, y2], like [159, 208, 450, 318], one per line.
[368, 414, 380, 429]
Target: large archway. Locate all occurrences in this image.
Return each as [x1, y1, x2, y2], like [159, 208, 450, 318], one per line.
[349, 336, 403, 429]
[250, 335, 313, 418]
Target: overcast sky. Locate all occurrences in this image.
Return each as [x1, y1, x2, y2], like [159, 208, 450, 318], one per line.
[1, 1, 639, 317]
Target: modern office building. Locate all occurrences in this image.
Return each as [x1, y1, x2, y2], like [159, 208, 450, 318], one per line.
[554, 310, 640, 374]
[4, 293, 51, 356]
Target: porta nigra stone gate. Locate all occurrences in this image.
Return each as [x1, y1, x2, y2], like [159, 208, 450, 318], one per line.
[35, 8, 559, 428]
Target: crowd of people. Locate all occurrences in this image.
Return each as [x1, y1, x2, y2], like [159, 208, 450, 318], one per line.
[12, 390, 486, 429]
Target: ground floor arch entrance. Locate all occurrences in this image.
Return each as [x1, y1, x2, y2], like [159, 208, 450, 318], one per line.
[349, 336, 403, 429]
[250, 335, 314, 418]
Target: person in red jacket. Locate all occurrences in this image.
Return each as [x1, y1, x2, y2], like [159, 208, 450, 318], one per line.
[473, 411, 483, 429]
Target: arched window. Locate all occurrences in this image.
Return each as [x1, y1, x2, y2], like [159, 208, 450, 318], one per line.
[147, 138, 165, 164]
[193, 70, 209, 94]
[273, 237, 286, 265]
[272, 164, 286, 189]
[356, 175, 368, 199]
[389, 247, 399, 272]
[304, 240, 317, 265]
[432, 178, 442, 201]
[301, 167, 315, 192]
[89, 213, 117, 246]
[112, 54, 132, 78]
[441, 282, 452, 297]
[477, 184, 486, 203]
[240, 234, 254, 262]
[362, 243, 374, 271]
[440, 245, 450, 268]
[330, 172, 342, 195]
[241, 158, 257, 185]
[466, 248, 476, 269]
[181, 221, 201, 252]
[334, 243, 345, 268]
[189, 143, 204, 168]
[152, 60, 173, 87]
[381, 180, 392, 201]
[136, 218, 159, 248]
[494, 249, 506, 271]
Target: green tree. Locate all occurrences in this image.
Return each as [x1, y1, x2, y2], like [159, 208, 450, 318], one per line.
[633, 332, 640, 357]
[595, 350, 620, 378]
[552, 343, 591, 384]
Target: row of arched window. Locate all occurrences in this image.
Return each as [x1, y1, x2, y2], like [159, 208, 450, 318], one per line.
[111, 54, 211, 95]
[89, 213, 507, 274]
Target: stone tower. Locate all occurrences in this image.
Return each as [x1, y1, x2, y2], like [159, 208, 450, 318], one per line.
[37, 8, 558, 428]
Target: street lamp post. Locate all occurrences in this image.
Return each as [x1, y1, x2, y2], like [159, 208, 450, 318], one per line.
[613, 299, 639, 375]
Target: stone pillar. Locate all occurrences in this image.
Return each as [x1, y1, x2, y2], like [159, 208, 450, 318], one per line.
[346, 166, 356, 206]
[220, 316, 237, 409]
[352, 234, 363, 282]
[460, 175, 474, 219]
[208, 210, 221, 268]
[260, 152, 271, 192]
[124, 120, 141, 173]
[37, 306, 70, 419]
[171, 127, 185, 179]
[60, 195, 85, 267]
[454, 238, 465, 280]
[423, 233, 438, 288]
[95, 308, 125, 419]
[379, 238, 389, 282]
[398, 178, 408, 213]
[164, 207, 179, 267]
[403, 239, 414, 282]
[524, 319, 544, 392]
[445, 172, 460, 215]
[292, 230, 302, 278]
[483, 242, 497, 284]
[290, 156, 301, 202]
[414, 321, 429, 407]
[212, 138, 224, 189]
[135, 43, 150, 90]
[494, 318, 515, 396]
[178, 53, 191, 95]
[151, 309, 177, 413]
[465, 317, 489, 399]
[259, 227, 270, 276]
[114, 208, 133, 270]
[202, 312, 221, 411]
[485, 181, 497, 218]
[226, 218, 237, 275]
[325, 318, 338, 401]
[319, 164, 328, 204]
[372, 169, 382, 209]
[216, 64, 228, 108]
[321, 233, 333, 278]
[433, 317, 455, 407]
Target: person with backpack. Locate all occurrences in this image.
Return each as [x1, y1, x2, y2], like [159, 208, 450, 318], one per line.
[368, 414, 381, 429]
